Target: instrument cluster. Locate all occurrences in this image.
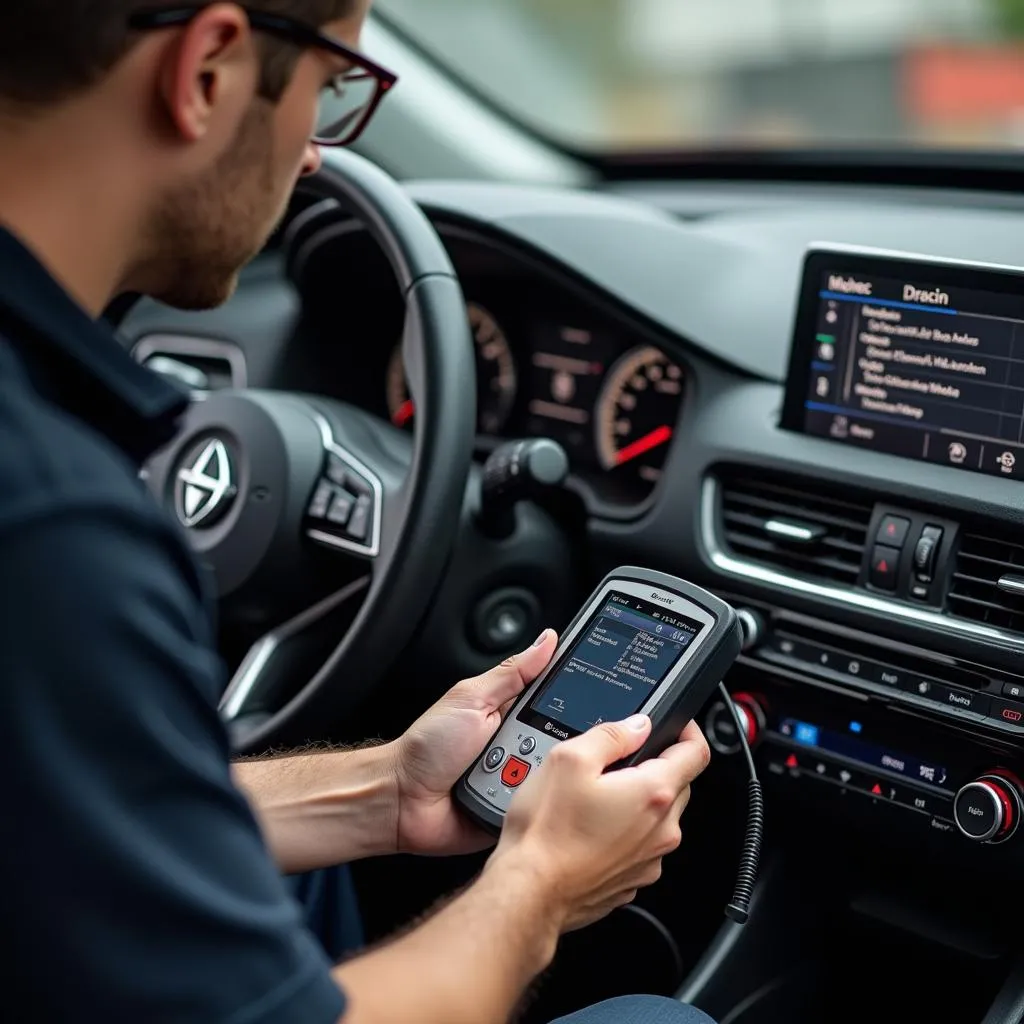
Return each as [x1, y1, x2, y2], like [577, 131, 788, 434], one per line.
[385, 296, 688, 507]
[289, 220, 690, 509]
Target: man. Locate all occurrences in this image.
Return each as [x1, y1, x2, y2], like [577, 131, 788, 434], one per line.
[0, 2, 716, 1022]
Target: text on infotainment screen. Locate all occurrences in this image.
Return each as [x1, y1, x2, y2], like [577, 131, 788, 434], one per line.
[801, 268, 1024, 479]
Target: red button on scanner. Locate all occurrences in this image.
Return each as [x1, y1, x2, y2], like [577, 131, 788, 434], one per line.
[501, 756, 531, 788]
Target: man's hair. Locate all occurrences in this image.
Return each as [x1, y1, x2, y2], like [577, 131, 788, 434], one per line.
[0, 1, 355, 108]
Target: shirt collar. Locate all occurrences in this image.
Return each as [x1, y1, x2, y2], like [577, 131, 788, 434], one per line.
[0, 226, 189, 463]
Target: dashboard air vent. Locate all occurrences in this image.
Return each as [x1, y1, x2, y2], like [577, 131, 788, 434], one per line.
[717, 469, 872, 586]
[131, 335, 247, 393]
[949, 530, 1024, 633]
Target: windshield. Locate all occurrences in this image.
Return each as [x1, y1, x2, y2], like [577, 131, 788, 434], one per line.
[376, 0, 1024, 153]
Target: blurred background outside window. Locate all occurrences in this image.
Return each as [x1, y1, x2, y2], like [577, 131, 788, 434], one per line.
[377, 0, 1024, 152]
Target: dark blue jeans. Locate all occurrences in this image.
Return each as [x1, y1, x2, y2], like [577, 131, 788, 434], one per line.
[291, 868, 716, 1024]
[551, 998, 715, 1023]
[288, 865, 365, 961]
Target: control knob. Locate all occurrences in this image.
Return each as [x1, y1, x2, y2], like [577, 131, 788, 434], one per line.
[706, 692, 766, 756]
[953, 773, 1022, 844]
[736, 608, 765, 652]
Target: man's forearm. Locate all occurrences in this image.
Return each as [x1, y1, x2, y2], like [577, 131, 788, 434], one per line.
[334, 856, 562, 1024]
[233, 744, 400, 873]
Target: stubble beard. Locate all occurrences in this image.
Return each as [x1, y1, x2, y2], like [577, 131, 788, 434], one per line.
[142, 101, 286, 311]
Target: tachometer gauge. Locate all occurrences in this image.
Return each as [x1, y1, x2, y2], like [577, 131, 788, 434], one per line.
[386, 302, 518, 434]
[595, 347, 685, 485]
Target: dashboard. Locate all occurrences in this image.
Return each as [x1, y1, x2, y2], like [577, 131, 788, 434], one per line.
[122, 174, 1024, 870]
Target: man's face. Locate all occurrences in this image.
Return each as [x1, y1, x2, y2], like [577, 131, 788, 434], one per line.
[147, 8, 369, 311]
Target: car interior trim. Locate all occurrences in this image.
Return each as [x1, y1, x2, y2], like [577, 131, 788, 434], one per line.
[130, 334, 249, 389]
[219, 575, 371, 721]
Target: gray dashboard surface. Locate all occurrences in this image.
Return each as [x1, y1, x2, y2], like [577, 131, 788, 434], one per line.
[120, 175, 1024, 664]
[405, 180, 1024, 384]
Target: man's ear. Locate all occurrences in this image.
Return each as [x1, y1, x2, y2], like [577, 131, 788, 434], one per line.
[156, 2, 257, 144]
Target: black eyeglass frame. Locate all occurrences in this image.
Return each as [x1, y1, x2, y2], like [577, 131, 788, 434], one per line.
[128, 5, 398, 146]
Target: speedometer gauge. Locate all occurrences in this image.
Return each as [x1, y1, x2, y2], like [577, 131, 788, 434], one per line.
[387, 302, 517, 434]
[595, 347, 685, 485]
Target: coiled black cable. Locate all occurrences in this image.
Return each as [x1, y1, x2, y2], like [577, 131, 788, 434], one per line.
[717, 681, 764, 925]
[724, 779, 764, 923]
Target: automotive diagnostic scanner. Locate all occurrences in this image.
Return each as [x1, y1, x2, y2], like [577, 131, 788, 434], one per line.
[455, 566, 763, 922]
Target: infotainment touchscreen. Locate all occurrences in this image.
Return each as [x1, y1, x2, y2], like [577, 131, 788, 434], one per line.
[781, 247, 1024, 481]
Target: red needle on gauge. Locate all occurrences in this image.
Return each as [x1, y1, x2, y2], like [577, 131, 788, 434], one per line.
[615, 424, 673, 466]
[393, 399, 415, 428]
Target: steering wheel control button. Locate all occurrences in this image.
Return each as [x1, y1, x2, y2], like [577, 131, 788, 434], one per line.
[500, 757, 531, 788]
[308, 481, 334, 519]
[345, 472, 373, 499]
[483, 747, 506, 773]
[346, 496, 372, 542]
[876, 515, 910, 549]
[326, 492, 354, 526]
[326, 455, 348, 486]
[302, 416, 385, 559]
[869, 544, 900, 591]
[518, 736, 537, 756]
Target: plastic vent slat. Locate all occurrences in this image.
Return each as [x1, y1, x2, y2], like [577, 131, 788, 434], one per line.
[950, 531, 1024, 634]
[950, 571, 1004, 588]
[718, 470, 871, 587]
[948, 592, 1015, 613]
[721, 492, 870, 535]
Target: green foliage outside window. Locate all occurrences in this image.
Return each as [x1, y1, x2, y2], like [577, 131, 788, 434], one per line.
[992, 0, 1024, 37]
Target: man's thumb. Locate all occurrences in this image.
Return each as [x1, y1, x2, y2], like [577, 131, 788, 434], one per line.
[575, 714, 652, 767]
[469, 628, 559, 707]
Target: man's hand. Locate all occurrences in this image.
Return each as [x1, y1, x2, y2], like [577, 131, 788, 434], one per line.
[391, 629, 558, 856]
[486, 714, 711, 932]
[334, 715, 712, 1024]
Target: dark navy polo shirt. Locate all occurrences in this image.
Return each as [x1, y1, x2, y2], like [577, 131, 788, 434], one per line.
[0, 227, 346, 1022]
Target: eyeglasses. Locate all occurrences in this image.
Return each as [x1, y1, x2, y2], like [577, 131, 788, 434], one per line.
[128, 5, 398, 146]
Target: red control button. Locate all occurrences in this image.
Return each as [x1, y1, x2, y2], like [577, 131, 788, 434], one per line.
[876, 515, 910, 548]
[501, 756, 531, 788]
[869, 545, 901, 591]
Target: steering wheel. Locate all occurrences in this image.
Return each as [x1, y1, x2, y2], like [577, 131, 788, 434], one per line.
[143, 150, 477, 752]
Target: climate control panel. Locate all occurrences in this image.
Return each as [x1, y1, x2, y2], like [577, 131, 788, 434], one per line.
[706, 677, 1024, 849]
[734, 605, 1024, 740]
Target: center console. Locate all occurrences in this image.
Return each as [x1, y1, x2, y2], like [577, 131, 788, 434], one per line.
[683, 244, 1024, 1021]
[707, 244, 1024, 837]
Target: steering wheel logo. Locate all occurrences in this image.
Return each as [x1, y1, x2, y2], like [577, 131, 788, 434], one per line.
[175, 438, 237, 529]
